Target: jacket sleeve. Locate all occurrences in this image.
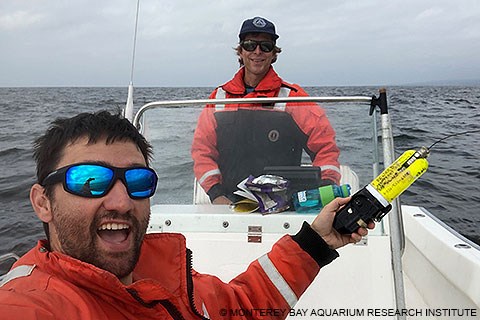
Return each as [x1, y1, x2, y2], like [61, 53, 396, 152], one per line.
[0, 302, 54, 320]
[286, 86, 341, 184]
[0, 290, 60, 320]
[193, 223, 339, 320]
[191, 89, 225, 200]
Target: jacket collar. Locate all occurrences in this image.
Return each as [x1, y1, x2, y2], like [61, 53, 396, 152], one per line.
[23, 234, 190, 304]
[222, 66, 283, 95]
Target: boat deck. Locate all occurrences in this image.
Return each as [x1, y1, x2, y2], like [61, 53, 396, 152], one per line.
[148, 204, 479, 319]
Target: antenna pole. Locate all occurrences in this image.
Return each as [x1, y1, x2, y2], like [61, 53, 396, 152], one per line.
[124, 0, 140, 122]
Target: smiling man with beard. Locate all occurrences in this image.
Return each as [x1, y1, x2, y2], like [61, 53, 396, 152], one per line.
[39, 134, 151, 283]
[22, 111, 153, 285]
[0, 111, 372, 319]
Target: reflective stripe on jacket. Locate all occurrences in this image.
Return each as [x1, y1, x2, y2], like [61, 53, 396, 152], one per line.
[0, 232, 321, 319]
[192, 67, 340, 199]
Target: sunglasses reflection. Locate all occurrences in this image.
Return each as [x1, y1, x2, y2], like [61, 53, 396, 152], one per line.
[80, 177, 96, 196]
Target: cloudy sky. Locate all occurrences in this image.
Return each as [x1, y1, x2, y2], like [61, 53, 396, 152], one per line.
[1, 0, 479, 87]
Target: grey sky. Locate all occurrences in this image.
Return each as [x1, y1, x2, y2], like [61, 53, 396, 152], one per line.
[1, 0, 479, 87]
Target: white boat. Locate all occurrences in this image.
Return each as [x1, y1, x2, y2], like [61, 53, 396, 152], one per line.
[0, 89, 478, 319]
[128, 90, 480, 319]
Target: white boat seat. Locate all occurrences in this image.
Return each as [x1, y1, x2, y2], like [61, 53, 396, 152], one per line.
[339, 164, 360, 193]
[193, 176, 211, 204]
[193, 165, 360, 205]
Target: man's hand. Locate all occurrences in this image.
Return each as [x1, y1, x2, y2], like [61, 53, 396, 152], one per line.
[212, 196, 232, 205]
[311, 197, 375, 249]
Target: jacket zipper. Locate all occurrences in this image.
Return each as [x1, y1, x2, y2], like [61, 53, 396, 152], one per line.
[159, 299, 187, 320]
[186, 249, 210, 320]
[125, 249, 208, 320]
[126, 288, 186, 320]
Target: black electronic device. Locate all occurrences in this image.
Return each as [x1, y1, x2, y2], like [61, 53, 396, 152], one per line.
[263, 166, 324, 195]
[333, 187, 391, 234]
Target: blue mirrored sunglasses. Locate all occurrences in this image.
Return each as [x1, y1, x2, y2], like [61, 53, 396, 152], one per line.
[41, 163, 158, 199]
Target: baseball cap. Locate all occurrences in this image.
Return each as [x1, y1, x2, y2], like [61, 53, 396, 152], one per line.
[239, 17, 279, 41]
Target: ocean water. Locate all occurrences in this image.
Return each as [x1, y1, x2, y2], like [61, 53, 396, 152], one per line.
[0, 86, 479, 273]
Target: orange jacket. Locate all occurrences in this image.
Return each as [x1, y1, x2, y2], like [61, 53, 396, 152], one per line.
[191, 67, 340, 200]
[0, 223, 338, 319]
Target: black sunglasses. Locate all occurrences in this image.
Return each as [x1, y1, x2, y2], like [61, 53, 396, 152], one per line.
[41, 162, 158, 199]
[240, 40, 275, 53]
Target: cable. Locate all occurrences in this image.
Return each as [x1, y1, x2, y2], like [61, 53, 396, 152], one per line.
[428, 128, 480, 150]
[393, 128, 480, 157]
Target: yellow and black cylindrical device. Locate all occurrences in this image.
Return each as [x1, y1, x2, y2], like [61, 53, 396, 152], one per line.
[333, 147, 429, 234]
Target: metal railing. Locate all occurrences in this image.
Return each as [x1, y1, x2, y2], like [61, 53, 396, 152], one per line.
[131, 96, 373, 129]
[0, 253, 20, 281]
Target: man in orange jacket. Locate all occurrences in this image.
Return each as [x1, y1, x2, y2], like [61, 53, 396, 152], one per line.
[192, 17, 340, 204]
[0, 111, 372, 319]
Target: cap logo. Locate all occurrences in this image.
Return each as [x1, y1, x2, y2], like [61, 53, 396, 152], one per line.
[252, 18, 267, 28]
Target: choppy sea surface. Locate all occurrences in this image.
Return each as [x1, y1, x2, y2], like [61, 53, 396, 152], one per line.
[0, 86, 479, 273]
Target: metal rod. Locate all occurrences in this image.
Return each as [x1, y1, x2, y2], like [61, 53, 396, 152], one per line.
[379, 110, 407, 320]
[0, 252, 20, 263]
[371, 109, 380, 178]
[133, 96, 373, 128]
[371, 110, 384, 235]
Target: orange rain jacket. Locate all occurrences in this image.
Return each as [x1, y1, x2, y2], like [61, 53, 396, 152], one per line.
[191, 67, 340, 201]
[0, 223, 339, 319]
